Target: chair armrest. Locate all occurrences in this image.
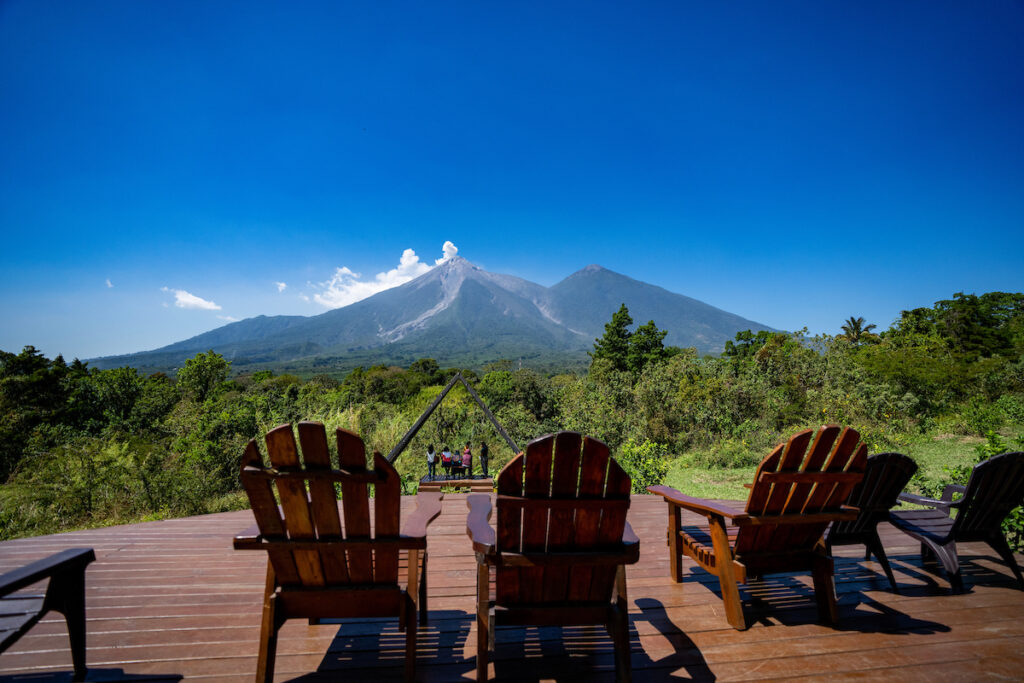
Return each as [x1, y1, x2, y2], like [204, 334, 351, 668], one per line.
[941, 484, 966, 502]
[0, 548, 95, 598]
[623, 520, 639, 545]
[466, 494, 496, 555]
[647, 485, 748, 522]
[898, 492, 961, 509]
[402, 491, 443, 538]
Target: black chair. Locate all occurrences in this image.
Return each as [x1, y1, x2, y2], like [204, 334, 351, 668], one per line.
[1, 547, 95, 680]
[891, 451, 1024, 593]
[825, 452, 918, 591]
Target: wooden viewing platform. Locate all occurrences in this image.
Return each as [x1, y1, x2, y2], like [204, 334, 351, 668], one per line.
[2, 493, 1023, 681]
[418, 476, 494, 493]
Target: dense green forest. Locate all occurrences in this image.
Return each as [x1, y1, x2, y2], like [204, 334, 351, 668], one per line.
[2, 291, 1023, 547]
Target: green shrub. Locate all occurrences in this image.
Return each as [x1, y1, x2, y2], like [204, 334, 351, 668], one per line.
[616, 439, 670, 493]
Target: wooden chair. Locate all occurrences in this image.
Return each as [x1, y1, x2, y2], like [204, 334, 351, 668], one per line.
[0, 547, 95, 681]
[825, 452, 918, 591]
[648, 425, 867, 630]
[234, 422, 443, 682]
[466, 432, 639, 682]
[891, 451, 1024, 593]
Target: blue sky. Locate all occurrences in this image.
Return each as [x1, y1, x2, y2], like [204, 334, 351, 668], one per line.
[2, 1, 1023, 360]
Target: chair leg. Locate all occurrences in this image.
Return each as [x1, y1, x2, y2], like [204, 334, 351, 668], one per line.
[811, 553, 838, 625]
[986, 532, 1024, 590]
[708, 515, 745, 630]
[668, 506, 683, 583]
[608, 601, 631, 683]
[46, 567, 88, 681]
[865, 528, 899, 593]
[419, 550, 429, 626]
[403, 592, 417, 683]
[476, 561, 490, 682]
[256, 593, 279, 683]
[929, 540, 963, 593]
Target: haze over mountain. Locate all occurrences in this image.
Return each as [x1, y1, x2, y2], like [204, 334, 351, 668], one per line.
[90, 257, 774, 373]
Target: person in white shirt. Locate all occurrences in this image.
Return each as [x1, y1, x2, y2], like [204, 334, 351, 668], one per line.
[426, 444, 437, 480]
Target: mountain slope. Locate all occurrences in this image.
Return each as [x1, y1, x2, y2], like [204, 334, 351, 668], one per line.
[547, 265, 772, 352]
[90, 257, 774, 373]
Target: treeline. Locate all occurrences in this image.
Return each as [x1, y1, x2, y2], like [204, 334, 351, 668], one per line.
[2, 290, 1023, 540]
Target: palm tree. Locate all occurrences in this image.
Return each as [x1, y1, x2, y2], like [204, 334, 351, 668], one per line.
[841, 316, 877, 345]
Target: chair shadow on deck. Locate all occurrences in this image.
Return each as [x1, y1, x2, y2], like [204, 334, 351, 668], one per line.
[480, 599, 714, 682]
[682, 559, 951, 636]
[878, 549, 1024, 595]
[291, 609, 472, 681]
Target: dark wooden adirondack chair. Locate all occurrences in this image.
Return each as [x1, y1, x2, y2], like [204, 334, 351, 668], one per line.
[825, 452, 918, 591]
[891, 451, 1024, 593]
[648, 425, 867, 630]
[1, 548, 95, 680]
[234, 422, 443, 682]
[465, 432, 639, 682]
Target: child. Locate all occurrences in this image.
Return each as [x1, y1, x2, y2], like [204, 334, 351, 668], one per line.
[441, 446, 452, 478]
[462, 442, 472, 477]
[426, 444, 437, 480]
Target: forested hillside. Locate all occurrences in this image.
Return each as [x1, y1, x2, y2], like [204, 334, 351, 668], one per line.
[3, 291, 1023, 547]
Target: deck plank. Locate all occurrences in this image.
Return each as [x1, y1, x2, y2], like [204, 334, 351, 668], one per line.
[1, 494, 1023, 681]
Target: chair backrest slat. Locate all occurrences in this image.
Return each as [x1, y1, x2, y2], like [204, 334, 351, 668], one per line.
[495, 456, 524, 604]
[373, 451, 402, 583]
[567, 436, 611, 601]
[241, 440, 301, 584]
[265, 424, 325, 586]
[337, 428, 373, 583]
[298, 421, 349, 584]
[542, 432, 583, 601]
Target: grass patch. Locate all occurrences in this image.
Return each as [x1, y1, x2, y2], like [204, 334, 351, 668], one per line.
[663, 458, 756, 501]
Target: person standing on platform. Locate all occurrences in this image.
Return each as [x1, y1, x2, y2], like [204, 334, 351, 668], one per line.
[479, 441, 489, 477]
[426, 444, 437, 480]
[462, 442, 472, 477]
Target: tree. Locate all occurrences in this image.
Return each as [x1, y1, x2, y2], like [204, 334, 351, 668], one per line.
[590, 304, 633, 372]
[628, 320, 669, 374]
[175, 350, 230, 403]
[841, 316, 877, 345]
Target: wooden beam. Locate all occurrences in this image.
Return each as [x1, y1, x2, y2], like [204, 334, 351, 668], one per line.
[385, 373, 463, 463]
[458, 374, 520, 454]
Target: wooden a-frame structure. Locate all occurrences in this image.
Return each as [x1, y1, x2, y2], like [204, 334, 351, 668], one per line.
[386, 372, 519, 464]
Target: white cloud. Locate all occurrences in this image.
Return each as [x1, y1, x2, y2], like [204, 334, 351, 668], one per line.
[313, 242, 459, 309]
[437, 240, 458, 264]
[161, 286, 222, 311]
[105, 278, 113, 288]
[218, 315, 239, 322]
[274, 281, 287, 292]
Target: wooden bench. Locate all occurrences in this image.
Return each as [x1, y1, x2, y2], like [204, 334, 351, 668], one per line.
[1, 547, 95, 680]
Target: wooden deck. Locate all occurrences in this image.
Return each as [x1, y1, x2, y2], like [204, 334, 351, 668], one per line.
[2, 493, 1023, 681]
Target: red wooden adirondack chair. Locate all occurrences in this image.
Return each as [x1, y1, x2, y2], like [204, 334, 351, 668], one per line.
[648, 425, 867, 630]
[466, 432, 639, 682]
[234, 422, 443, 682]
